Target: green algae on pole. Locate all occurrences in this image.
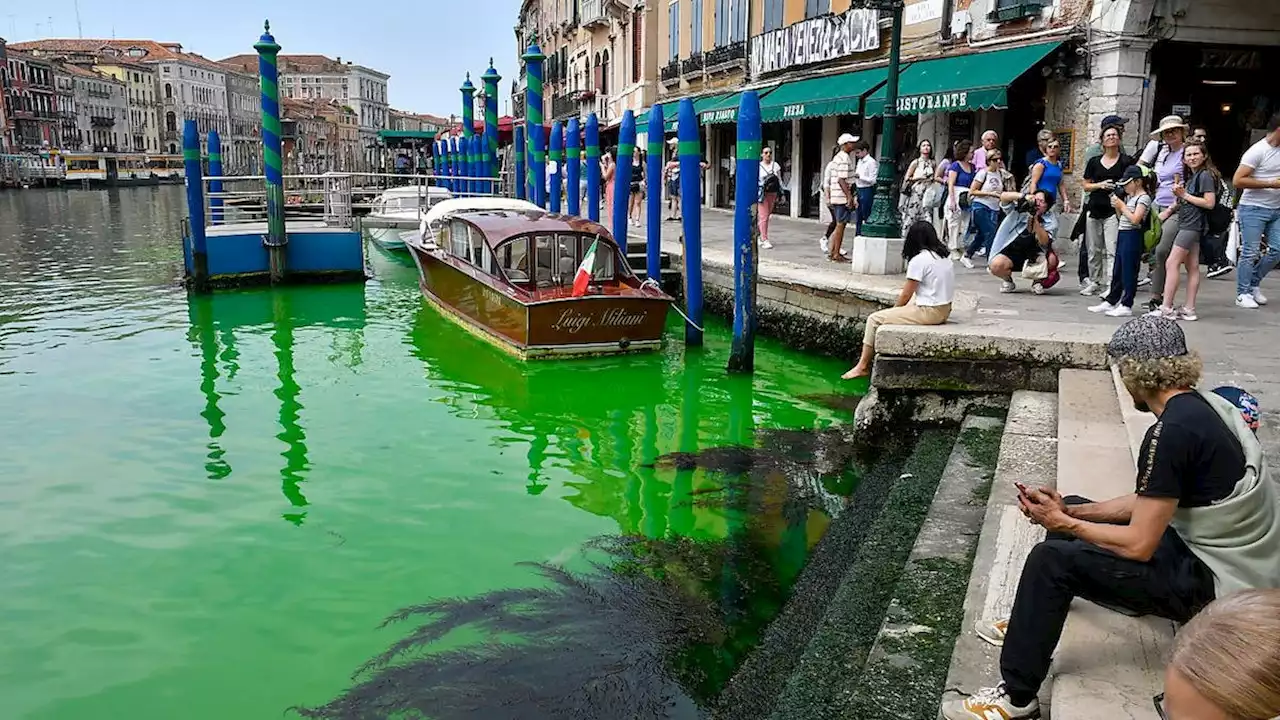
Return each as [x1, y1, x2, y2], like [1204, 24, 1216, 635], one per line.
[254, 20, 287, 282]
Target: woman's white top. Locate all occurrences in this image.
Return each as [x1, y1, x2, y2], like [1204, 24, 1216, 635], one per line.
[907, 250, 956, 307]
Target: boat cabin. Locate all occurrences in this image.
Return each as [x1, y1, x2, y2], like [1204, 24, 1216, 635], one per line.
[375, 186, 452, 214]
[437, 210, 633, 298]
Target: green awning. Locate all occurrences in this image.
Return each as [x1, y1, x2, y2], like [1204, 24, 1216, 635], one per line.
[637, 94, 731, 134]
[756, 67, 888, 123]
[699, 93, 744, 125]
[378, 129, 437, 141]
[864, 41, 1062, 117]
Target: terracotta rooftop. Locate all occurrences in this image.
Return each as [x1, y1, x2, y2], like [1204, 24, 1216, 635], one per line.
[58, 63, 121, 82]
[9, 39, 230, 73]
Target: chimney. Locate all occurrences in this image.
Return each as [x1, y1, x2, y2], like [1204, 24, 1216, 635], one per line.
[336, 56, 341, 64]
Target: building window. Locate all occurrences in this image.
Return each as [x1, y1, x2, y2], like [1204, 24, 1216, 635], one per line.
[715, 0, 745, 45]
[600, 50, 610, 95]
[632, 9, 643, 83]
[690, 0, 704, 53]
[804, 0, 829, 18]
[165, 83, 172, 99]
[763, 0, 783, 30]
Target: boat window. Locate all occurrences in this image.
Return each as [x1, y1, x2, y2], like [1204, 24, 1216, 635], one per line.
[448, 219, 472, 261]
[585, 234, 617, 282]
[480, 242, 494, 275]
[496, 237, 530, 282]
[533, 234, 557, 287]
[469, 226, 486, 268]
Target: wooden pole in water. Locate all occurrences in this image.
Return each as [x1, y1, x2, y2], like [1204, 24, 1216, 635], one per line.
[585, 114, 601, 222]
[645, 105, 664, 282]
[183, 119, 208, 291]
[677, 98, 703, 347]
[565, 117, 581, 216]
[513, 125, 525, 200]
[728, 91, 761, 374]
[611, 110, 635, 256]
[207, 130, 223, 225]
[255, 20, 287, 283]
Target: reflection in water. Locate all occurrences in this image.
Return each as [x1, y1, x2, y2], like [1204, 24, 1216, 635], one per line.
[184, 286, 369, 524]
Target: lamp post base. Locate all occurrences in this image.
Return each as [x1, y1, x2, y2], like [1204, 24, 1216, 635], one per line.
[850, 234, 905, 275]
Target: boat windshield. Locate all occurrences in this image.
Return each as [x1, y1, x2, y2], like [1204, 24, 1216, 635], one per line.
[382, 195, 427, 212]
[530, 233, 616, 289]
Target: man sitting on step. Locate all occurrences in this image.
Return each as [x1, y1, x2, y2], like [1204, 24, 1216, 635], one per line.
[942, 315, 1280, 720]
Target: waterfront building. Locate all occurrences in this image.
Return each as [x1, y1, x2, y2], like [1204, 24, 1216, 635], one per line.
[92, 59, 162, 154]
[12, 40, 232, 156]
[52, 64, 77, 152]
[221, 53, 389, 171]
[281, 97, 363, 173]
[0, 37, 9, 153]
[4, 50, 58, 152]
[222, 67, 261, 174]
[60, 64, 131, 152]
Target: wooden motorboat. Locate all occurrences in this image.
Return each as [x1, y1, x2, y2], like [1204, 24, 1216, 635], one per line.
[405, 199, 674, 359]
[362, 185, 453, 250]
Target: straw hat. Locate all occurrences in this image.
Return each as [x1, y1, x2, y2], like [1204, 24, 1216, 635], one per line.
[1149, 114, 1189, 141]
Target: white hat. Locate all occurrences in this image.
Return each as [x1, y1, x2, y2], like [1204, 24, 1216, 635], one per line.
[1149, 115, 1189, 141]
[838, 133, 857, 145]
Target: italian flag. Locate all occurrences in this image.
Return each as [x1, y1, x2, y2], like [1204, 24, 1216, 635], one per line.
[571, 239, 599, 297]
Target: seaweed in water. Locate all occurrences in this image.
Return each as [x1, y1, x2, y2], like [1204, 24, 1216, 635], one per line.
[294, 536, 731, 720]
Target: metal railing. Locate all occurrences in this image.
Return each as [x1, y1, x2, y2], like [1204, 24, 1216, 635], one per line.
[661, 60, 681, 83]
[705, 42, 747, 72]
[199, 171, 511, 230]
[681, 53, 705, 75]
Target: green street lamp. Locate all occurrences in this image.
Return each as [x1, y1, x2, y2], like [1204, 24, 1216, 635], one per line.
[858, 0, 905, 240]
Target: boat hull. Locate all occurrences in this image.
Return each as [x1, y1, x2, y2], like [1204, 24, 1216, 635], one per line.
[408, 245, 669, 359]
[364, 225, 413, 250]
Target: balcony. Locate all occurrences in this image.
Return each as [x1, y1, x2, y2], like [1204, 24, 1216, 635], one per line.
[680, 53, 705, 76]
[88, 89, 112, 99]
[580, 0, 608, 27]
[551, 93, 579, 120]
[91, 116, 116, 128]
[162, 129, 180, 142]
[660, 60, 680, 85]
[705, 42, 747, 74]
[162, 96, 177, 108]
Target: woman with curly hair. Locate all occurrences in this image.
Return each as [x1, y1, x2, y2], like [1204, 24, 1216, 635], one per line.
[943, 316, 1280, 720]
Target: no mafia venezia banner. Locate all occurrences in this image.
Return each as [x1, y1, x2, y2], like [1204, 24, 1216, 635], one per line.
[749, 7, 880, 80]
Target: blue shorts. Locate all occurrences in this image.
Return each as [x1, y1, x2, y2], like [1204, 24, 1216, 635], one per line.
[831, 204, 856, 224]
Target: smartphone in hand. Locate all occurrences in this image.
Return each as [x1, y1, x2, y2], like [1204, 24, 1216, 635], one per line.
[1014, 482, 1030, 497]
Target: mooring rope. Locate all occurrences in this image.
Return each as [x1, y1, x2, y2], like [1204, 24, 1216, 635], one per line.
[641, 278, 704, 333]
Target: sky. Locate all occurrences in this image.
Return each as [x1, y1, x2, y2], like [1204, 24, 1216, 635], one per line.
[3, 0, 524, 117]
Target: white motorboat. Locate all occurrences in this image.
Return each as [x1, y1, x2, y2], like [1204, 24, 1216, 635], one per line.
[363, 186, 452, 250]
[418, 197, 542, 249]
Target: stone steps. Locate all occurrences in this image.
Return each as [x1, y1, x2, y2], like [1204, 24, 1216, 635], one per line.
[941, 391, 1058, 712]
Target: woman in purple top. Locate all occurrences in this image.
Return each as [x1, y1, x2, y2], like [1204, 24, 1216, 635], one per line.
[1139, 115, 1189, 310]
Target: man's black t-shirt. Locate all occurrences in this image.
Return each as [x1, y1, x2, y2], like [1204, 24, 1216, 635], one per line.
[1136, 392, 1245, 507]
[1084, 153, 1135, 219]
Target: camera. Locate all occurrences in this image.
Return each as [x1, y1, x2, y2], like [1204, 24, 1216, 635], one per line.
[1014, 195, 1036, 214]
[1113, 187, 1127, 200]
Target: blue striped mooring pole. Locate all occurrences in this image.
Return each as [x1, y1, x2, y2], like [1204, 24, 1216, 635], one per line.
[548, 122, 563, 213]
[254, 20, 287, 283]
[207, 129, 223, 225]
[523, 44, 546, 208]
[612, 110, 635, 261]
[481, 60, 501, 192]
[565, 117, 581, 216]
[585, 113, 600, 222]
[678, 98, 703, 346]
[183, 119, 208, 289]
[645, 105, 664, 282]
[449, 135, 461, 195]
[728, 91, 761, 373]
[513, 124, 526, 200]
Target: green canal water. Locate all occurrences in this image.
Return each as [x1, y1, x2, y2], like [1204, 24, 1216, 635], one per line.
[0, 187, 868, 719]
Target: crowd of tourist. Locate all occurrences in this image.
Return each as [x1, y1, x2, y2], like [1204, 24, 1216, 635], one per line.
[807, 112, 1280, 325]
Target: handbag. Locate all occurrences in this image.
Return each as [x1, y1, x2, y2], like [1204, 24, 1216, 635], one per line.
[1022, 255, 1050, 281]
[957, 189, 972, 210]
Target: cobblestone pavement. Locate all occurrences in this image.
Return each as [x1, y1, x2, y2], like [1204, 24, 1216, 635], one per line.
[626, 206, 1280, 454]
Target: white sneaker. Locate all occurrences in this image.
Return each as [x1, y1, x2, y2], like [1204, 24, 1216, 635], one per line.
[1079, 279, 1097, 296]
[1000, 280, 1017, 294]
[1031, 283, 1046, 295]
[1105, 305, 1134, 317]
[820, 236, 830, 254]
[1178, 306, 1198, 321]
[1088, 300, 1115, 313]
[941, 684, 1040, 720]
[1237, 293, 1260, 309]
[1147, 305, 1177, 319]
[1253, 287, 1268, 305]
[961, 256, 975, 269]
[1137, 276, 1152, 288]
[975, 618, 1008, 647]
[976, 247, 988, 257]
[760, 239, 774, 250]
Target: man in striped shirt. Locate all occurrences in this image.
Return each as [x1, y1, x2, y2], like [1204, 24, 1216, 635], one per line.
[826, 133, 858, 262]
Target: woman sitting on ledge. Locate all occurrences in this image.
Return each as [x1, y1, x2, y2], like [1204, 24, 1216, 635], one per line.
[842, 221, 954, 380]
